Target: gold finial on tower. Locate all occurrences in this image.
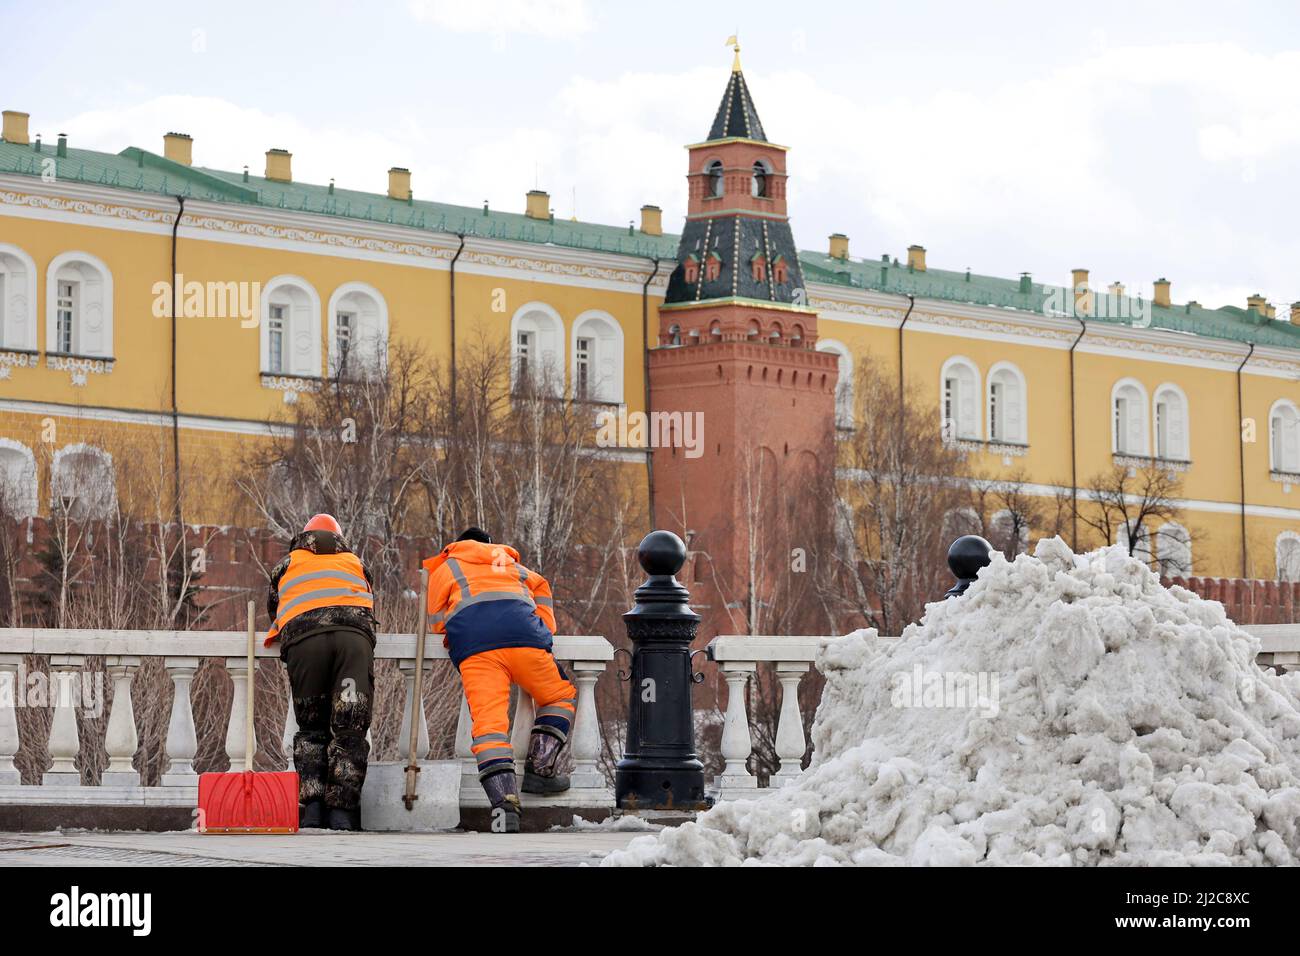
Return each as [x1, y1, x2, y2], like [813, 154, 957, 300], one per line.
[725, 34, 741, 72]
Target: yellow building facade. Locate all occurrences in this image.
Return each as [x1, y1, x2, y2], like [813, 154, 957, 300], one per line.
[2, 85, 1300, 580]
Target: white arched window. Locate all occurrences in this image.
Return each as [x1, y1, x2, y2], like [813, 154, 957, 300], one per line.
[1153, 384, 1189, 462]
[1276, 532, 1300, 582]
[327, 282, 388, 377]
[261, 275, 321, 377]
[511, 302, 564, 396]
[1270, 400, 1300, 474]
[1156, 522, 1192, 577]
[705, 160, 724, 198]
[941, 357, 981, 441]
[46, 252, 113, 357]
[570, 310, 623, 404]
[0, 439, 37, 518]
[816, 339, 853, 428]
[1112, 379, 1149, 456]
[751, 159, 771, 198]
[0, 243, 38, 352]
[987, 362, 1027, 444]
[50, 444, 115, 520]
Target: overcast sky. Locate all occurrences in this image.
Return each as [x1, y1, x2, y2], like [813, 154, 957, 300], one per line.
[5, 0, 1300, 310]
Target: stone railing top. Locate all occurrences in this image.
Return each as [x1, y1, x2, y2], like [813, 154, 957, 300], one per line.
[707, 634, 825, 663]
[0, 629, 613, 663]
[1240, 625, 1300, 654]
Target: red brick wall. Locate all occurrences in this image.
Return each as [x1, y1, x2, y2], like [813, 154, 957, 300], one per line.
[1164, 575, 1300, 625]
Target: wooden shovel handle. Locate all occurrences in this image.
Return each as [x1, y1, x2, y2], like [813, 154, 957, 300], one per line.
[246, 599, 256, 773]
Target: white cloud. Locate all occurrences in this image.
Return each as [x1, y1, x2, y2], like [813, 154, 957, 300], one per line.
[47, 39, 1300, 310]
[407, 0, 593, 38]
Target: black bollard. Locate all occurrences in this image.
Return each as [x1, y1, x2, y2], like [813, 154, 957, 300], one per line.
[944, 535, 994, 599]
[614, 530, 708, 811]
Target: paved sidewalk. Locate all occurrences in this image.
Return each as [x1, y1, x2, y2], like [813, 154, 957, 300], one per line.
[0, 829, 648, 866]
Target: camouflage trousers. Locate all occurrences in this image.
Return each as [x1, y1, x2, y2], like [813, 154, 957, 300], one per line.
[284, 629, 374, 811]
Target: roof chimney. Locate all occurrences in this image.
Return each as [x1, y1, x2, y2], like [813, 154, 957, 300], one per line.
[164, 132, 193, 166]
[907, 244, 927, 272]
[1072, 268, 1091, 316]
[1153, 277, 1170, 308]
[387, 166, 411, 201]
[265, 148, 292, 183]
[1108, 281, 1125, 297]
[1291, 303, 1300, 327]
[1247, 293, 1267, 318]
[525, 189, 550, 220]
[828, 233, 849, 260]
[640, 204, 662, 236]
[2, 110, 30, 145]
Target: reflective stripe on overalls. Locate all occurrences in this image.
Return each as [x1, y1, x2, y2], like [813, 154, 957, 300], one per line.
[267, 551, 374, 643]
[426, 555, 536, 631]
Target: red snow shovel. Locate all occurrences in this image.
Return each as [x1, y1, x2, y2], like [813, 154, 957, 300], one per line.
[197, 601, 299, 834]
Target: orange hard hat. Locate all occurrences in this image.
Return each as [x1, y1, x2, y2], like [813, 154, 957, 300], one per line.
[303, 513, 342, 535]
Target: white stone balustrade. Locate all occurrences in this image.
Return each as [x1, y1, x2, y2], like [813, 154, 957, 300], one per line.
[0, 628, 615, 816]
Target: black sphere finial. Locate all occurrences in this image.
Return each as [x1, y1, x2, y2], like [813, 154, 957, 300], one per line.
[945, 535, 994, 599]
[638, 530, 687, 577]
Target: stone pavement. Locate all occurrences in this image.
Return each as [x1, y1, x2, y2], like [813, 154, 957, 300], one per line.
[0, 828, 649, 866]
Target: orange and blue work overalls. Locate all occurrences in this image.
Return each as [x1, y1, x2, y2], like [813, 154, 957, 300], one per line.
[266, 550, 374, 647]
[422, 541, 576, 779]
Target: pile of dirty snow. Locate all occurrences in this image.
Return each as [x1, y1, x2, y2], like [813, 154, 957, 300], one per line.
[602, 538, 1300, 866]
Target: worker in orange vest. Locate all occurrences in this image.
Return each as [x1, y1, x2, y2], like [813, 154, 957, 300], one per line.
[423, 528, 576, 833]
[266, 513, 377, 831]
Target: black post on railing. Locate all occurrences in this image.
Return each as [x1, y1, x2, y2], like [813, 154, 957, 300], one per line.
[944, 535, 994, 599]
[614, 530, 708, 811]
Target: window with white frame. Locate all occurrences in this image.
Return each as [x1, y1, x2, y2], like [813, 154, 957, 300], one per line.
[941, 357, 980, 441]
[0, 440, 37, 519]
[817, 339, 853, 428]
[1276, 532, 1300, 582]
[1155, 522, 1192, 577]
[1270, 400, 1300, 474]
[570, 310, 623, 404]
[510, 303, 564, 396]
[50, 445, 116, 520]
[46, 252, 112, 357]
[261, 276, 321, 377]
[987, 363, 1026, 444]
[1112, 380, 1149, 455]
[1153, 385, 1189, 461]
[327, 283, 388, 377]
[0, 243, 38, 352]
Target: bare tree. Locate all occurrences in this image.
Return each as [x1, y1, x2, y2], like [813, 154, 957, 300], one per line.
[963, 468, 1046, 559]
[1079, 463, 1194, 570]
[816, 357, 970, 637]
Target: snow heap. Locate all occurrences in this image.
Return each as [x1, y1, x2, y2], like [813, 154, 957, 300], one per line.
[602, 538, 1300, 866]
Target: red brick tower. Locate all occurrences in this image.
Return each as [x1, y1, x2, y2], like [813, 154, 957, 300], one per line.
[650, 55, 838, 638]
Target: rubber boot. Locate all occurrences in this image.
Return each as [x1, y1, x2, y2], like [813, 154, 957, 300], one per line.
[299, 800, 326, 829]
[522, 731, 571, 795]
[327, 807, 362, 832]
[482, 770, 521, 833]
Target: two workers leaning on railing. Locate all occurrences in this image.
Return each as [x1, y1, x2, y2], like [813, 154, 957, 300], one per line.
[266, 515, 573, 835]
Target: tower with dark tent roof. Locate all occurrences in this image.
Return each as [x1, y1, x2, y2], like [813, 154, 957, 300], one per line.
[650, 43, 839, 636]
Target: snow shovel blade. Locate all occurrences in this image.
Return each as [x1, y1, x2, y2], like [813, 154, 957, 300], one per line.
[198, 770, 299, 833]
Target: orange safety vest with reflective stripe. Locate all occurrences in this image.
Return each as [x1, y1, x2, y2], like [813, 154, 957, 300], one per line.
[265, 550, 374, 646]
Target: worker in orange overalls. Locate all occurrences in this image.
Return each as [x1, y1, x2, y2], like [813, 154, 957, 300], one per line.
[423, 527, 576, 833]
[266, 514, 377, 832]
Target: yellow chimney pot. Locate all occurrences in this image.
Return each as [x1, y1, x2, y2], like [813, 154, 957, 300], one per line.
[1072, 268, 1091, 316]
[907, 245, 927, 272]
[1153, 277, 1171, 308]
[387, 166, 412, 201]
[265, 148, 292, 183]
[163, 132, 192, 166]
[526, 189, 550, 220]
[640, 204, 663, 236]
[2, 110, 30, 145]
[828, 233, 849, 261]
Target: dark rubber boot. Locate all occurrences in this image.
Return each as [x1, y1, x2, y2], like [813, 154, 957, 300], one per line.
[482, 770, 521, 833]
[327, 807, 362, 832]
[299, 800, 326, 829]
[522, 731, 571, 794]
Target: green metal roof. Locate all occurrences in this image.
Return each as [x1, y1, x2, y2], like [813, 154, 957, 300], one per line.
[801, 251, 1300, 351]
[2, 136, 1297, 352]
